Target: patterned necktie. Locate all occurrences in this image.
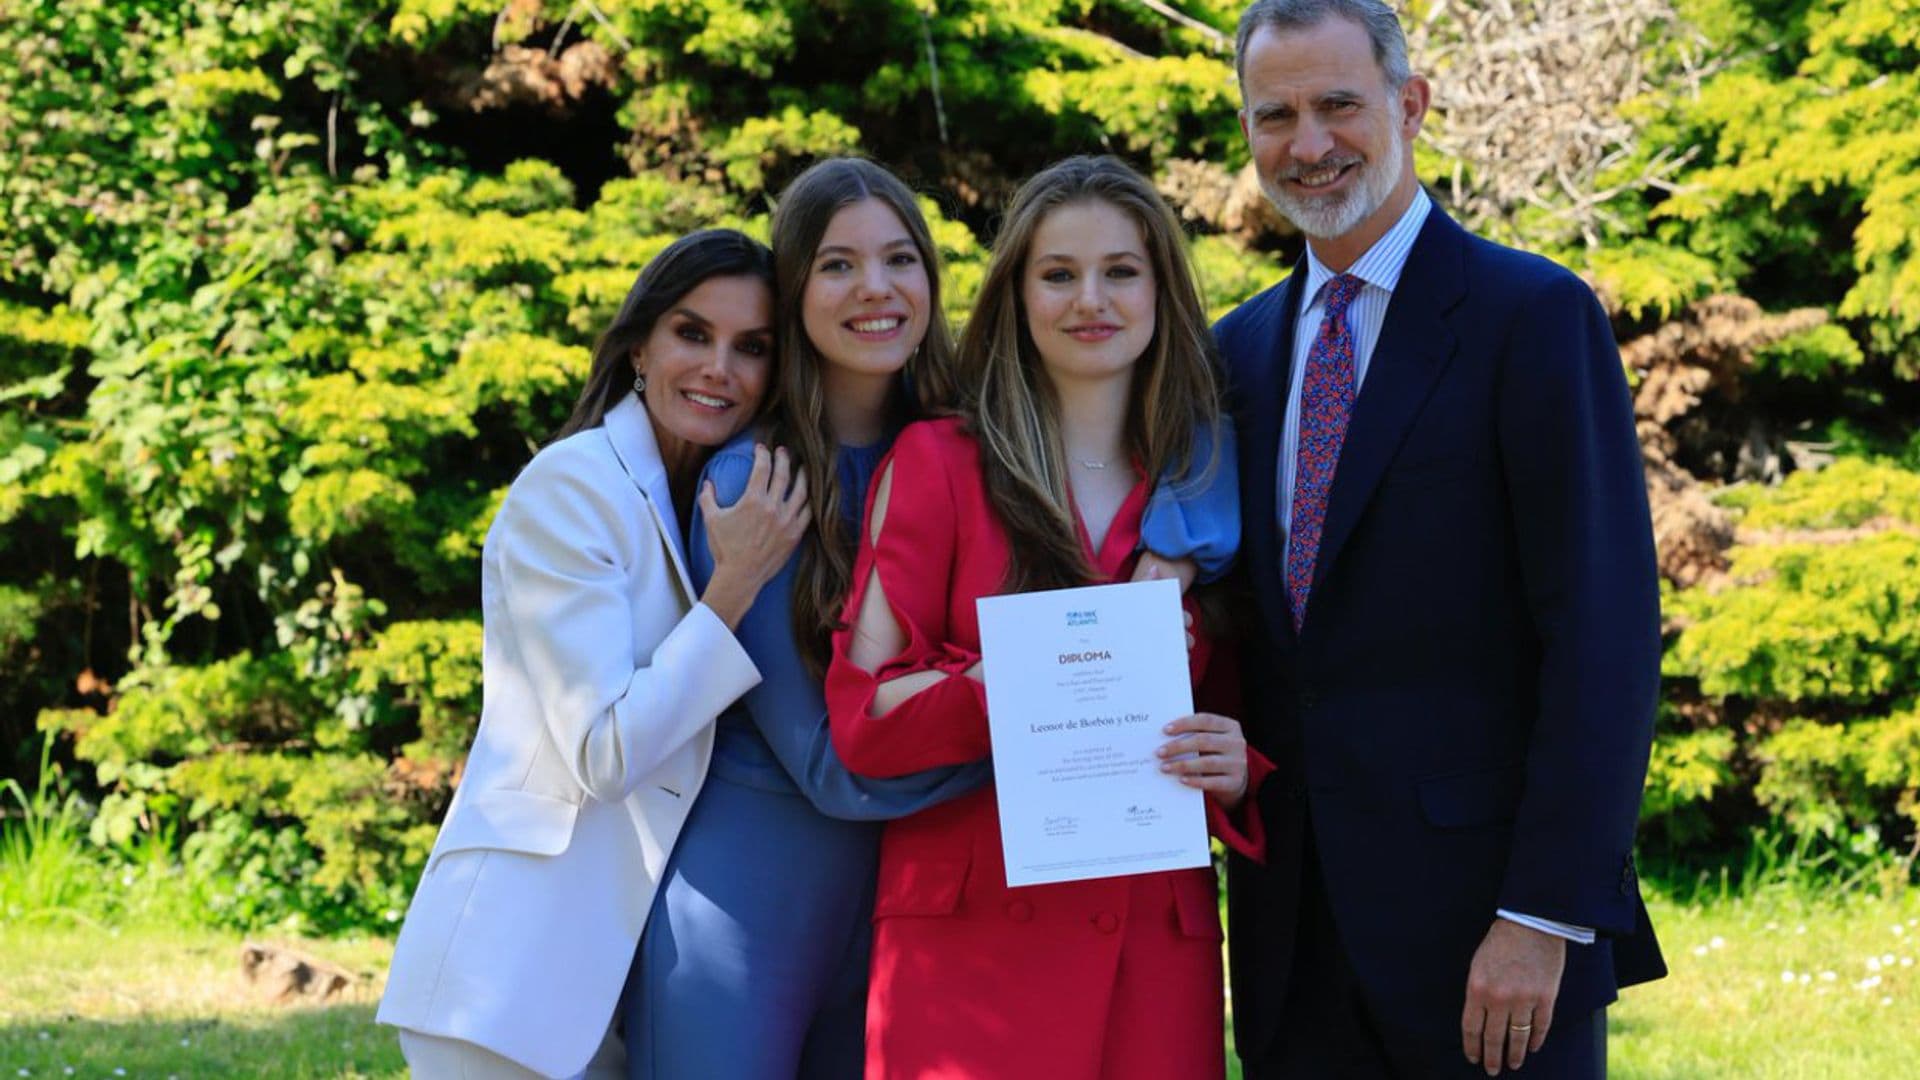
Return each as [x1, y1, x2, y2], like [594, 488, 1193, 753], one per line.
[1286, 273, 1365, 632]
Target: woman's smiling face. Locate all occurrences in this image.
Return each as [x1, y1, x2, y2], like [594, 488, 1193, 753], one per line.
[1021, 198, 1156, 388]
[800, 198, 932, 380]
[633, 273, 775, 456]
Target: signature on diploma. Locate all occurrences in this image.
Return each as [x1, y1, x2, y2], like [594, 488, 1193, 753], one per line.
[1042, 814, 1081, 837]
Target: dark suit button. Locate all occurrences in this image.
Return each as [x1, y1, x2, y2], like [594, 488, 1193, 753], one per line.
[1289, 783, 1307, 803]
[1093, 912, 1119, 934]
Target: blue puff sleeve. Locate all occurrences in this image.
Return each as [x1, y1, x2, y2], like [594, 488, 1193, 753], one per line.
[1140, 414, 1241, 584]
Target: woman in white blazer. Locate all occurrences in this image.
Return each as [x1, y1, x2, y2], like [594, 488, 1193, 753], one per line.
[378, 229, 811, 1079]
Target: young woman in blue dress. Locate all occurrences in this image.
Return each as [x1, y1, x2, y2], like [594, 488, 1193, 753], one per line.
[621, 159, 1240, 1078]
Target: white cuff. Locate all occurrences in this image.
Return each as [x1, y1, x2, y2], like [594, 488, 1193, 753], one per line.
[1497, 909, 1596, 945]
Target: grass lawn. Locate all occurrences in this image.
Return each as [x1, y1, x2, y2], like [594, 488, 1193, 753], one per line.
[1609, 888, 1920, 1078]
[3, 891, 1916, 1078]
[0, 920, 402, 1079]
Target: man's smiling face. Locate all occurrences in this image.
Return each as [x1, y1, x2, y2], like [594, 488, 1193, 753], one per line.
[1238, 16, 1427, 258]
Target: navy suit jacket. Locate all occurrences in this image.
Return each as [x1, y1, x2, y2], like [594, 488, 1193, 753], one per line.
[1219, 206, 1666, 1063]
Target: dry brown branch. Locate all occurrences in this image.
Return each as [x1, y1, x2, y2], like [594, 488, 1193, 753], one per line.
[450, 41, 616, 113]
[1618, 294, 1830, 587]
[1154, 159, 1296, 243]
[239, 942, 355, 1004]
[1406, 0, 1707, 245]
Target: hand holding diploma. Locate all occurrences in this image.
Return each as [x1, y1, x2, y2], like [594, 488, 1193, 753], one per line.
[1156, 713, 1249, 810]
[977, 578, 1217, 887]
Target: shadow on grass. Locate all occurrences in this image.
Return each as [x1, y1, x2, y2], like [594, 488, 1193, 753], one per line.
[1, 1004, 405, 1080]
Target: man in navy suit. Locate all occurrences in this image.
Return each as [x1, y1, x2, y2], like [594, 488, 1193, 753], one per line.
[1215, 2, 1665, 1076]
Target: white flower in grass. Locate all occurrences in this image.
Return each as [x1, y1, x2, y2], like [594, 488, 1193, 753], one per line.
[1709, 935, 1725, 950]
[1819, 970, 1837, 982]
[1799, 973, 1813, 985]
[1868, 957, 1883, 972]
[1781, 970, 1796, 982]
[1796, 924, 1808, 935]
[1692, 945, 1708, 957]
[113, 1070, 126, 1077]
[1901, 957, 1914, 968]
[1884, 997, 1896, 1006]
[1883, 954, 1897, 967]
[1894, 924, 1906, 936]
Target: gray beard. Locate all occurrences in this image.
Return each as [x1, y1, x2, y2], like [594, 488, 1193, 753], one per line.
[1260, 133, 1404, 241]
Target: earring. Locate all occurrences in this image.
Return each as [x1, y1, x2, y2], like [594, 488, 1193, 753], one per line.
[633, 372, 647, 396]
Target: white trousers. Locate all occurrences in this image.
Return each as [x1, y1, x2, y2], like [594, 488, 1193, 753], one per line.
[397, 1023, 624, 1080]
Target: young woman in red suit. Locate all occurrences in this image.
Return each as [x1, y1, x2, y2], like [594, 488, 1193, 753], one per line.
[825, 155, 1272, 1079]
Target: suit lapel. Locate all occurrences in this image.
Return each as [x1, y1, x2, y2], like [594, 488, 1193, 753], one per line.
[1238, 271, 1305, 651]
[603, 396, 699, 609]
[1313, 211, 1467, 590]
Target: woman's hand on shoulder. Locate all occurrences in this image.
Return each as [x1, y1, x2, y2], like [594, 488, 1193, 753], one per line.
[699, 444, 810, 629]
[1156, 712, 1249, 809]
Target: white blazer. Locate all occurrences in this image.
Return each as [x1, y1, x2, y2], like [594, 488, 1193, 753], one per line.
[377, 395, 761, 1078]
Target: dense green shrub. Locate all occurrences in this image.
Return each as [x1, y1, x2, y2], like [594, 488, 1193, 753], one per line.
[0, 0, 1297, 930]
[1650, 461, 1920, 867]
[3, 0, 1916, 930]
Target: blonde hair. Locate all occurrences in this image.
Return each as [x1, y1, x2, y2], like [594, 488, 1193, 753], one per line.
[960, 155, 1222, 593]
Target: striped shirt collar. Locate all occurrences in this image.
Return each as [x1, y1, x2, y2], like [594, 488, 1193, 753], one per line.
[1298, 187, 1433, 313]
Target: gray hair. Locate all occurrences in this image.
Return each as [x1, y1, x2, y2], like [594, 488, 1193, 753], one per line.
[1234, 0, 1413, 92]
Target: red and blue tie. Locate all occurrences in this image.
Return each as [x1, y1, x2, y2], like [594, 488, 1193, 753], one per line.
[1287, 273, 1364, 632]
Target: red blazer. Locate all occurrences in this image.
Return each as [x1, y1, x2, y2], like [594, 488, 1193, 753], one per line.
[826, 418, 1269, 1079]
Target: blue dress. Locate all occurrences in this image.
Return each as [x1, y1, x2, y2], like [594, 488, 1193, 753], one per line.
[623, 420, 1240, 1079]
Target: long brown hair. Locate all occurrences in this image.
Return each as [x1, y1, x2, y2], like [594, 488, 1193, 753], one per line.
[961, 155, 1223, 594]
[552, 229, 776, 443]
[767, 158, 963, 678]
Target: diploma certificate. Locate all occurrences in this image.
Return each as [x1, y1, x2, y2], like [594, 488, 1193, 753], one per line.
[976, 578, 1209, 887]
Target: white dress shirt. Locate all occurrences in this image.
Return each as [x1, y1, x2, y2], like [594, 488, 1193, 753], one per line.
[1274, 188, 1594, 947]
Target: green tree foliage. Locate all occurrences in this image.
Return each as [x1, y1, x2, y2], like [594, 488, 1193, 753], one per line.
[0, 0, 1283, 929]
[3, 0, 1916, 929]
[1651, 462, 1920, 862]
[1616, 0, 1920, 372]
[1596, 2, 1920, 873]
